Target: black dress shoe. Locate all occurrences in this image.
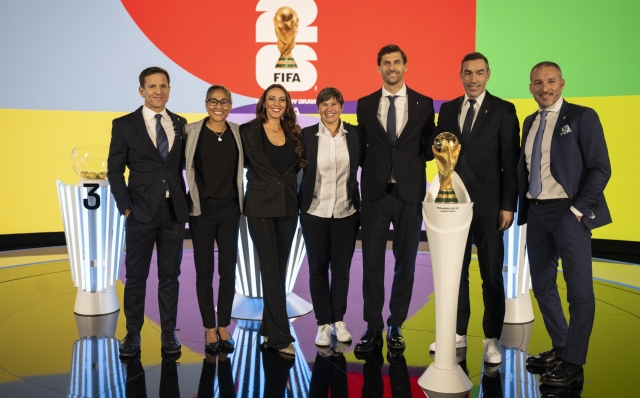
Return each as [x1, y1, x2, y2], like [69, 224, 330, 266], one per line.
[540, 361, 584, 387]
[119, 332, 141, 357]
[354, 329, 383, 353]
[526, 347, 564, 368]
[539, 378, 584, 397]
[218, 329, 235, 353]
[386, 326, 406, 351]
[204, 331, 220, 355]
[161, 331, 182, 354]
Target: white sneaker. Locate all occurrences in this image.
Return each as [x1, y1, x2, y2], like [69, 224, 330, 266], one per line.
[315, 324, 332, 347]
[483, 338, 502, 364]
[330, 321, 352, 343]
[429, 334, 467, 352]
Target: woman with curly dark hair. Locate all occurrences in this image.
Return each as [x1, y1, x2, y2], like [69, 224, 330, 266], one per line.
[240, 84, 306, 356]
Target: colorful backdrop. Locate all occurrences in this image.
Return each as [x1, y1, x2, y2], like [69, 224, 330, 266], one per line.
[1, 0, 638, 243]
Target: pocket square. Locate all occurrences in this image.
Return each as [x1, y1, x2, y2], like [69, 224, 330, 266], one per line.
[560, 125, 572, 136]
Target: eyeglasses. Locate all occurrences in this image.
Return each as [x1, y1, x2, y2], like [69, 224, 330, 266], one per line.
[206, 98, 231, 107]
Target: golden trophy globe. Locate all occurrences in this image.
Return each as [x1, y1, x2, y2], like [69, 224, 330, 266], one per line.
[433, 132, 461, 203]
[71, 145, 108, 179]
[273, 6, 299, 68]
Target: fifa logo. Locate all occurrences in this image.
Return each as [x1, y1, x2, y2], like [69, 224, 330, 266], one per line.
[256, 1, 318, 91]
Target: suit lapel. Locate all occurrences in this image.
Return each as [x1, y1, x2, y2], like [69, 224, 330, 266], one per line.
[368, 90, 393, 145]
[132, 107, 161, 159]
[466, 93, 492, 146]
[550, 100, 570, 164]
[396, 87, 418, 145]
[249, 119, 283, 176]
[345, 123, 358, 168]
[166, 110, 184, 161]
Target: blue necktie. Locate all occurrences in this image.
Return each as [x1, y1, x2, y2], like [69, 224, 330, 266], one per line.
[155, 114, 169, 161]
[528, 110, 548, 198]
[461, 99, 476, 145]
[387, 95, 398, 144]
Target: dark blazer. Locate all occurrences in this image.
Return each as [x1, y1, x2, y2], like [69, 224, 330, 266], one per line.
[107, 106, 189, 224]
[299, 122, 365, 214]
[433, 91, 520, 215]
[240, 118, 301, 218]
[356, 86, 435, 203]
[517, 100, 612, 230]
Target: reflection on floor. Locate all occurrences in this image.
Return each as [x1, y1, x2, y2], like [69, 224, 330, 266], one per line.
[0, 248, 638, 397]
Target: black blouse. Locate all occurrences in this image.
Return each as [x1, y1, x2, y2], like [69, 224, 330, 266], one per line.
[261, 125, 298, 175]
[194, 122, 238, 200]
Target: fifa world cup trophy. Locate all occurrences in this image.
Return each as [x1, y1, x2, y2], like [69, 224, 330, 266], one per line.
[433, 132, 461, 203]
[273, 6, 299, 68]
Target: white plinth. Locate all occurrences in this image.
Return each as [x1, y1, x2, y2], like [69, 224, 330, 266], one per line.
[419, 173, 473, 394]
[503, 217, 534, 324]
[56, 179, 125, 316]
[230, 292, 313, 320]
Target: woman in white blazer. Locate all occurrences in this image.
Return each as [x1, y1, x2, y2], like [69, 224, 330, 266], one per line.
[184, 85, 244, 355]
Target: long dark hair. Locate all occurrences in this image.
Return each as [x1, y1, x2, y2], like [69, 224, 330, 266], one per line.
[256, 84, 307, 167]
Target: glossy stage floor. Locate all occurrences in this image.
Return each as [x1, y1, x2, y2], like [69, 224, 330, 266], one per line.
[0, 247, 638, 397]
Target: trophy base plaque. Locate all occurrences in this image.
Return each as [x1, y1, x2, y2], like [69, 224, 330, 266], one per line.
[230, 292, 313, 320]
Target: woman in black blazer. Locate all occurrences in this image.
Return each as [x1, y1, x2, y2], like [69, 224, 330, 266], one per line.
[240, 84, 306, 356]
[299, 87, 365, 347]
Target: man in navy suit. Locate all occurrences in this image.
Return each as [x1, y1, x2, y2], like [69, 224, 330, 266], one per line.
[428, 52, 520, 365]
[108, 67, 188, 358]
[518, 62, 611, 386]
[354, 44, 435, 354]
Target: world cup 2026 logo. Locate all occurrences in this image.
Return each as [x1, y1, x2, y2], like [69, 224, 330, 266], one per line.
[256, 1, 318, 92]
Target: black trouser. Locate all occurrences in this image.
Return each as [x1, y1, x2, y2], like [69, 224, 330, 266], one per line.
[300, 212, 360, 326]
[189, 197, 241, 329]
[361, 184, 423, 332]
[247, 216, 298, 350]
[456, 213, 506, 339]
[527, 199, 594, 365]
[124, 199, 184, 333]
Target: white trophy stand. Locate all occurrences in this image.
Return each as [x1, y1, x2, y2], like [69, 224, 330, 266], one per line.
[56, 179, 125, 315]
[503, 215, 534, 324]
[418, 173, 474, 396]
[231, 215, 312, 320]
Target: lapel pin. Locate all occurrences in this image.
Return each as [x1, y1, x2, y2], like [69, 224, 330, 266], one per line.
[563, 116, 566, 120]
[485, 110, 488, 114]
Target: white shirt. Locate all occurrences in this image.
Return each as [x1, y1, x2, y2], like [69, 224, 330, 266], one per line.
[458, 90, 486, 132]
[307, 121, 356, 219]
[142, 105, 175, 151]
[141, 105, 174, 197]
[378, 84, 408, 138]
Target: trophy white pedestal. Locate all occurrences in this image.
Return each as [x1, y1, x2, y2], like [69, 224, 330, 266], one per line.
[68, 312, 125, 397]
[418, 173, 474, 395]
[503, 218, 534, 324]
[56, 179, 125, 316]
[231, 214, 312, 320]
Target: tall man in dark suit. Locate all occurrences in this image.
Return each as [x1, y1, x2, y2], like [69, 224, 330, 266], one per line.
[354, 44, 435, 353]
[428, 52, 520, 365]
[108, 67, 189, 357]
[518, 62, 611, 386]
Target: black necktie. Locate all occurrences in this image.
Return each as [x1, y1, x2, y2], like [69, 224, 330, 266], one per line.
[387, 95, 398, 144]
[461, 99, 477, 145]
[155, 114, 169, 161]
